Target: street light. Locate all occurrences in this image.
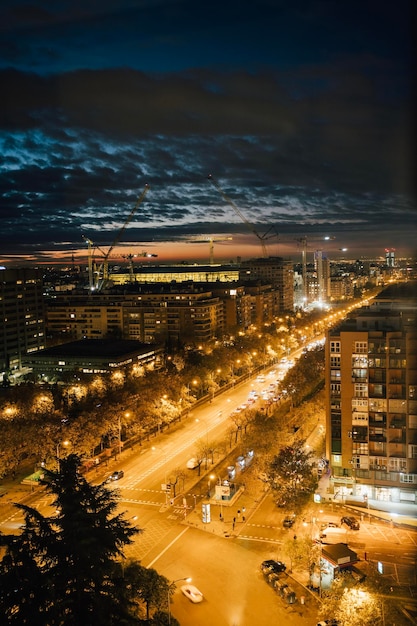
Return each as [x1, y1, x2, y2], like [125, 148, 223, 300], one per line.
[56, 440, 69, 469]
[168, 577, 191, 625]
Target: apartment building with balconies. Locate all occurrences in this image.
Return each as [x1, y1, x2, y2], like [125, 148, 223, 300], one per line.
[325, 281, 417, 505]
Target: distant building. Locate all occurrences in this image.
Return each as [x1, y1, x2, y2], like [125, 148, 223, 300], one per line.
[22, 339, 164, 380]
[325, 281, 417, 505]
[239, 257, 294, 312]
[385, 248, 396, 267]
[108, 263, 240, 286]
[46, 279, 282, 344]
[0, 268, 45, 381]
[46, 286, 225, 344]
[314, 250, 330, 304]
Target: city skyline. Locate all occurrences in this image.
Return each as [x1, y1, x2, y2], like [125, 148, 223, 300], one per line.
[0, 0, 415, 267]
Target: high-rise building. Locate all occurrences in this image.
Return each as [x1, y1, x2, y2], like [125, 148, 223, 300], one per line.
[313, 250, 329, 304]
[239, 257, 294, 312]
[325, 282, 417, 505]
[0, 268, 45, 381]
[385, 248, 396, 267]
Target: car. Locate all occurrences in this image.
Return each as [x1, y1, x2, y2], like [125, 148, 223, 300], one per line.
[283, 514, 296, 528]
[346, 565, 366, 583]
[180, 584, 203, 603]
[109, 470, 124, 481]
[317, 620, 339, 626]
[267, 572, 282, 586]
[186, 458, 201, 469]
[261, 559, 286, 574]
[341, 515, 360, 530]
[318, 526, 347, 545]
[320, 521, 340, 530]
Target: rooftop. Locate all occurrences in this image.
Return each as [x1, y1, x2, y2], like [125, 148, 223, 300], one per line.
[34, 339, 160, 358]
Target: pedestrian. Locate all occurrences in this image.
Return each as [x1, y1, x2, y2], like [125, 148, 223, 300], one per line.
[237, 509, 241, 519]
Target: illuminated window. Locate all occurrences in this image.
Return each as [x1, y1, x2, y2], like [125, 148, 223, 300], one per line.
[355, 341, 367, 353]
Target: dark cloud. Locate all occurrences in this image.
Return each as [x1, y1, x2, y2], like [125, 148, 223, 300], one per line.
[0, 0, 415, 263]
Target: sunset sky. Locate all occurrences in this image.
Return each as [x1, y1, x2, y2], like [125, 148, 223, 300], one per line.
[0, 0, 415, 267]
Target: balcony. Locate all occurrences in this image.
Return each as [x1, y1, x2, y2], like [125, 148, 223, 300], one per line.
[389, 435, 406, 444]
[369, 419, 386, 428]
[389, 451, 406, 459]
[388, 390, 406, 400]
[369, 434, 386, 443]
[369, 444, 387, 456]
[369, 464, 387, 471]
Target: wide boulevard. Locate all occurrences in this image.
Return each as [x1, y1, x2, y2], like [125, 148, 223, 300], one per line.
[1, 343, 416, 625]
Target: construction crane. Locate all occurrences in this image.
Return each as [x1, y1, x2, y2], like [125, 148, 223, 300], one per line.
[208, 174, 275, 258]
[93, 184, 150, 290]
[82, 235, 94, 291]
[82, 235, 115, 291]
[122, 251, 158, 282]
[187, 236, 233, 265]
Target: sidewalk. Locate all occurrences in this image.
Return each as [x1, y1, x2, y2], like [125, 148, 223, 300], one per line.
[183, 485, 264, 537]
[315, 470, 417, 530]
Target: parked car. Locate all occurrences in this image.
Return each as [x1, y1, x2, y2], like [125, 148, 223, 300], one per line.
[283, 514, 296, 528]
[341, 515, 360, 530]
[317, 620, 339, 626]
[346, 565, 367, 583]
[261, 559, 286, 574]
[318, 526, 347, 545]
[320, 520, 339, 529]
[109, 470, 124, 481]
[180, 584, 203, 603]
[267, 572, 282, 587]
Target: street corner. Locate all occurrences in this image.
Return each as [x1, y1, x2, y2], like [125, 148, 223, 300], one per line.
[182, 507, 235, 538]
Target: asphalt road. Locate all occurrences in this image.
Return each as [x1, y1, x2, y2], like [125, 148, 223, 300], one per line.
[2, 333, 416, 624]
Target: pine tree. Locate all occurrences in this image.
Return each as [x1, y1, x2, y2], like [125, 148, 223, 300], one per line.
[0, 454, 141, 625]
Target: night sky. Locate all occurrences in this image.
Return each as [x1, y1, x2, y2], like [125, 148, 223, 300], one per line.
[0, 0, 415, 266]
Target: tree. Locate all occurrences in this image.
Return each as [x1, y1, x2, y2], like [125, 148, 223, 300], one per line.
[120, 560, 171, 622]
[318, 566, 410, 626]
[0, 454, 143, 625]
[282, 346, 324, 407]
[267, 439, 317, 508]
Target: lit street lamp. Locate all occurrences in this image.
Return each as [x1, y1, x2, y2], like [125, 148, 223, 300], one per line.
[56, 440, 69, 469]
[168, 577, 191, 625]
[118, 413, 122, 457]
